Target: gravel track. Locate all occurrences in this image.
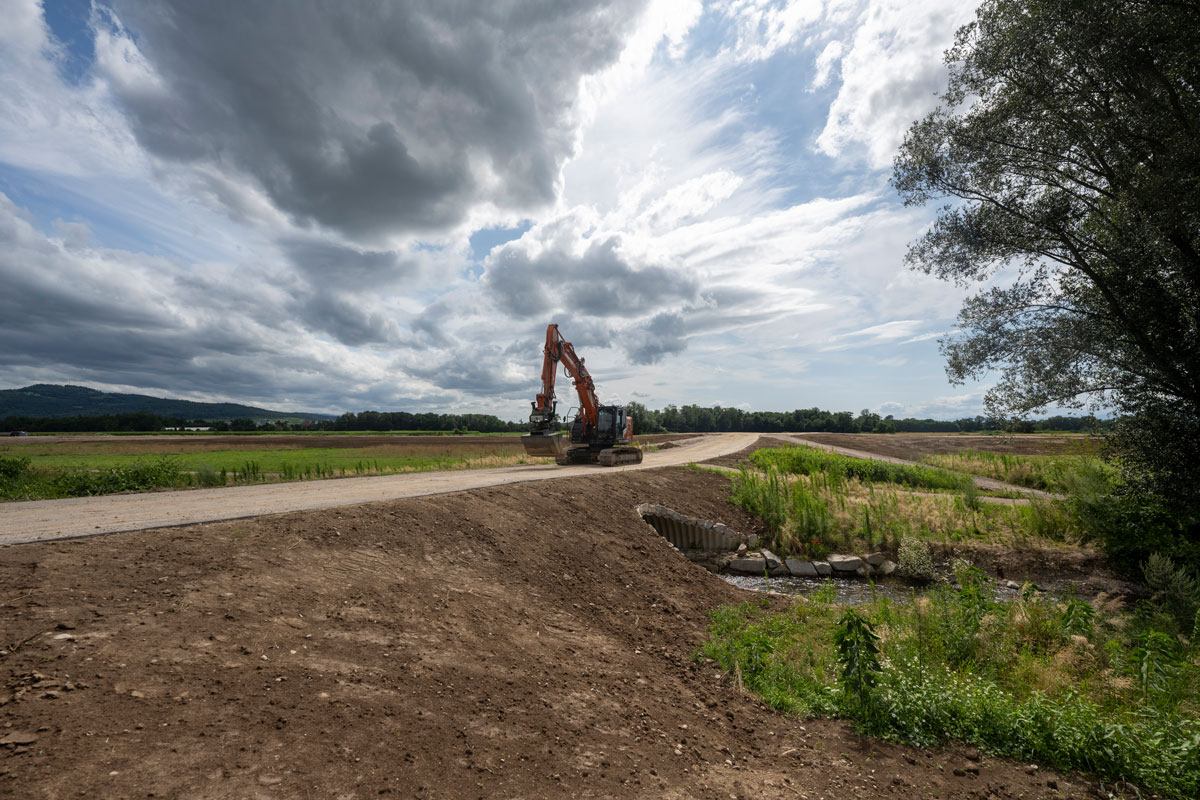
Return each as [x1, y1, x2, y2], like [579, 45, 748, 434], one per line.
[0, 434, 757, 545]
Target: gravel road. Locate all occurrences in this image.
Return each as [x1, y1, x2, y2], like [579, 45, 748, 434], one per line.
[0, 433, 757, 545]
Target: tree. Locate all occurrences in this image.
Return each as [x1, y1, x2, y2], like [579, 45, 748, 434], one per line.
[893, 0, 1200, 562]
[625, 401, 663, 434]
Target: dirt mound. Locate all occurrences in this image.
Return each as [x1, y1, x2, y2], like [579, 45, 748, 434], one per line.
[1, 467, 1093, 798]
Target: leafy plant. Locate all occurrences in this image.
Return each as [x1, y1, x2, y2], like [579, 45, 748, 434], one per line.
[834, 609, 882, 725]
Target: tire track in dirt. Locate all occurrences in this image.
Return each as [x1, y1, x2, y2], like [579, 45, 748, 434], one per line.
[0, 434, 758, 545]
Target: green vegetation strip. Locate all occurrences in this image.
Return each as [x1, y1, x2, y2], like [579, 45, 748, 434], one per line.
[702, 562, 1200, 798]
[728, 447, 1074, 560]
[5, 446, 520, 472]
[920, 449, 1111, 495]
[751, 445, 974, 492]
[0, 447, 549, 501]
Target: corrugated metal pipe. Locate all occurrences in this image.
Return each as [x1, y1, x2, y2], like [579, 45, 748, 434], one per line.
[636, 503, 743, 552]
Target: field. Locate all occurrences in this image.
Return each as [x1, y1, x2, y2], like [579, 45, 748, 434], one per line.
[793, 432, 1102, 460]
[0, 436, 547, 500]
[4, 431, 1194, 797]
[0, 433, 689, 501]
[1, 466, 1101, 799]
[918, 449, 1112, 494]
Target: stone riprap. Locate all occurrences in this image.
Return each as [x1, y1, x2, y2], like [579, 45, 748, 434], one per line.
[635, 505, 902, 581]
[827, 554, 863, 573]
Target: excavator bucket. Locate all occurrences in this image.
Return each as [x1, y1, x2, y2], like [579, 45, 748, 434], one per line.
[521, 432, 569, 459]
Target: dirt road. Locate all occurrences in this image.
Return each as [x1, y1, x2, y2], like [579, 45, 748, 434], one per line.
[0, 467, 1092, 799]
[0, 434, 757, 545]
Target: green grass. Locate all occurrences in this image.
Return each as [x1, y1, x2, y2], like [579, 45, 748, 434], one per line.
[702, 565, 1200, 797]
[11, 447, 528, 473]
[919, 449, 1112, 494]
[0, 446, 552, 501]
[751, 445, 974, 492]
[728, 460, 1075, 560]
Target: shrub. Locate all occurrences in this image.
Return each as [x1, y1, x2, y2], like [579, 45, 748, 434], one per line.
[0, 455, 31, 481]
[195, 464, 225, 487]
[834, 609, 882, 725]
[0, 455, 35, 500]
[1068, 463, 1200, 574]
[1143, 553, 1200, 635]
[898, 537, 935, 580]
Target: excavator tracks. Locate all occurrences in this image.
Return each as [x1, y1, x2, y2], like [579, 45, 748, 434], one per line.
[597, 447, 643, 467]
[554, 446, 644, 466]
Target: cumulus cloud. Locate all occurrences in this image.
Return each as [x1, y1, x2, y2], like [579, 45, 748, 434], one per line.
[289, 292, 403, 348]
[0, 191, 421, 411]
[811, 39, 844, 89]
[401, 343, 533, 397]
[0, 1, 994, 419]
[815, 0, 974, 167]
[484, 231, 699, 320]
[280, 239, 415, 288]
[97, 0, 649, 243]
[623, 312, 687, 365]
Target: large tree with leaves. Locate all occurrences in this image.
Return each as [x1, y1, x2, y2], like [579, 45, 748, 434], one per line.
[894, 0, 1200, 563]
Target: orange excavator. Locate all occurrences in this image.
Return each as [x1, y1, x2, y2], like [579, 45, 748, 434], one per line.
[521, 323, 644, 467]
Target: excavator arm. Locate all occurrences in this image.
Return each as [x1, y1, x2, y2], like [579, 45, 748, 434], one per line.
[530, 323, 598, 435]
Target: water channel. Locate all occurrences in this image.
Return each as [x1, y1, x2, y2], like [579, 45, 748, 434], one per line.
[720, 573, 1023, 604]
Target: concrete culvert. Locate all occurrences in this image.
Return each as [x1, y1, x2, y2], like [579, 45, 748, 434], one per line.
[636, 503, 743, 552]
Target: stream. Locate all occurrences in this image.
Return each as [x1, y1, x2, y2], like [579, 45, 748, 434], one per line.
[721, 573, 1023, 604]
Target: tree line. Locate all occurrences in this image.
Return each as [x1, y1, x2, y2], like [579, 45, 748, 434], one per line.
[0, 411, 527, 434]
[2, 407, 1109, 435]
[625, 403, 1107, 435]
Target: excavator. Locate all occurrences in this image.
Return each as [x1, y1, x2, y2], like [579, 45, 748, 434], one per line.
[520, 323, 644, 467]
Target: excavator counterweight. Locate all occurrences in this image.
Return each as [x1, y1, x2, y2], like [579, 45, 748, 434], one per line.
[521, 323, 643, 467]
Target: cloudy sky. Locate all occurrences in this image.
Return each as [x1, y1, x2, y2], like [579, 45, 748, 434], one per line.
[0, 0, 996, 420]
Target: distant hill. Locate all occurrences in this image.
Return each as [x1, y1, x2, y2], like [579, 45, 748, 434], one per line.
[0, 384, 335, 421]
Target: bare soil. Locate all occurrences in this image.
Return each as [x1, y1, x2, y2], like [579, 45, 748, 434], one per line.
[794, 433, 1100, 460]
[2, 467, 1094, 799]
